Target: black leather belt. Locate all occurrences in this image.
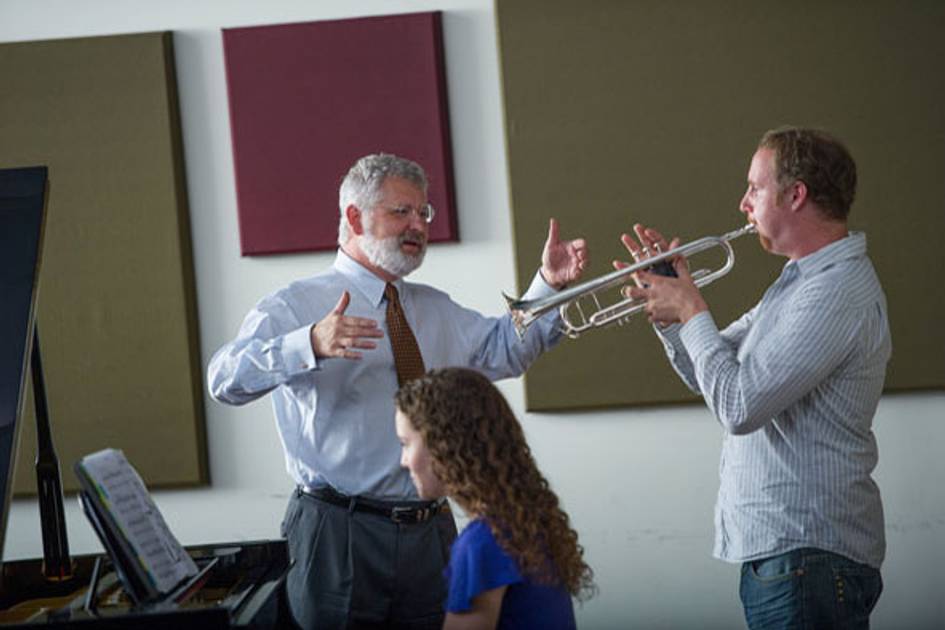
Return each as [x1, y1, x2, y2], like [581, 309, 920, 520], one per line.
[297, 485, 446, 524]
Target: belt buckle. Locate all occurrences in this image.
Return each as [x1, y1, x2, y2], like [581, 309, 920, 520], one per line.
[390, 506, 417, 524]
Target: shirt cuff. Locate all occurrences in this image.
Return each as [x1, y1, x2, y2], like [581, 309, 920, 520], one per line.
[283, 324, 319, 373]
[654, 321, 684, 356]
[678, 311, 721, 360]
[521, 270, 557, 301]
[655, 321, 683, 340]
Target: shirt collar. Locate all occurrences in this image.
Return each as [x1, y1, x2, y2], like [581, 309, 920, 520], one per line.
[787, 231, 867, 279]
[333, 249, 402, 308]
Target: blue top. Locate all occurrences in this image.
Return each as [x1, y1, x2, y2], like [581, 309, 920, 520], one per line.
[207, 250, 561, 499]
[658, 233, 890, 567]
[446, 519, 576, 629]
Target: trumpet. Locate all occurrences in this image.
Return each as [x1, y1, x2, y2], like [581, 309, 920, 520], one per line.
[505, 223, 757, 339]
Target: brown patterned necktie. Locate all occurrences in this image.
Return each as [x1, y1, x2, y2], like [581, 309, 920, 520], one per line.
[384, 283, 426, 386]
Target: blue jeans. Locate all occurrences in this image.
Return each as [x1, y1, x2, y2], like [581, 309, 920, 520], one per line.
[739, 548, 882, 630]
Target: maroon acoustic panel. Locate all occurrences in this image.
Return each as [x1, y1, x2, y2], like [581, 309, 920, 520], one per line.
[222, 12, 458, 256]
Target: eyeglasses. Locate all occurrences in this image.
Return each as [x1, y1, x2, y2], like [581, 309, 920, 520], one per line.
[381, 203, 436, 224]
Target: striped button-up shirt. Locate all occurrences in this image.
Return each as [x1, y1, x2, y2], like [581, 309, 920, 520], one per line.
[658, 232, 891, 568]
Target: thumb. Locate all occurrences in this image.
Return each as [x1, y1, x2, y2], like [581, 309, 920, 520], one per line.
[332, 290, 350, 315]
[637, 270, 654, 287]
[545, 217, 560, 246]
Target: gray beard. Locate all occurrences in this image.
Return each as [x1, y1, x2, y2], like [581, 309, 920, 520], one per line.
[360, 231, 425, 278]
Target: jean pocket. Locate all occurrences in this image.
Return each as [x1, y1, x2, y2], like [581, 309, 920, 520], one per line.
[740, 560, 804, 628]
[834, 565, 883, 617]
[747, 558, 805, 584]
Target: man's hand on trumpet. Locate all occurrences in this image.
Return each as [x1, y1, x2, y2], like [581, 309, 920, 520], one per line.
[613, 223, 709, 326]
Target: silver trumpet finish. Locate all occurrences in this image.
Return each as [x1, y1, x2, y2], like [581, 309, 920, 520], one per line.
[504, 223, 757, 339]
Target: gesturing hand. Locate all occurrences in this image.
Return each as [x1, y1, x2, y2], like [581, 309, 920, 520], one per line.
[310, 291, 384, 359]
[540, 218, 589, 290]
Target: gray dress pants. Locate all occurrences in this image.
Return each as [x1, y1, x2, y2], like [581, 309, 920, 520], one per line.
[281, 489, 457, 629]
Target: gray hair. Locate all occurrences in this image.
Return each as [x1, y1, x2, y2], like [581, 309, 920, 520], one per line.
[337, 153, 428, 245]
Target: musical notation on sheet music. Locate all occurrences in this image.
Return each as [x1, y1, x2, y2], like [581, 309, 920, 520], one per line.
[76, 449, 197, 593]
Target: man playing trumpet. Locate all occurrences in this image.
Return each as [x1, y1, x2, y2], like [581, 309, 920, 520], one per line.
[619, 127, 891, 629]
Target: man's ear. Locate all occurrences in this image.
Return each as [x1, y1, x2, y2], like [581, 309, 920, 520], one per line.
[789, 180, 808, 211]
[346, 204, 365, 236]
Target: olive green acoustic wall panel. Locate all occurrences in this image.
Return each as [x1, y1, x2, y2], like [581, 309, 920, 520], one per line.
[496, 1, 945, 411]
[0, 32, 208, 492]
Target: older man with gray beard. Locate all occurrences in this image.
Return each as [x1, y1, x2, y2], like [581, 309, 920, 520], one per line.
[208, 153, 588, 629]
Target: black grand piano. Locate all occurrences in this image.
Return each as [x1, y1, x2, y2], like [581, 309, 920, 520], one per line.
[0, 167, 290, 628]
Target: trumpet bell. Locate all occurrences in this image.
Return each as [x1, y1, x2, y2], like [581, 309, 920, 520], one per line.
[503, 292, 536, 339]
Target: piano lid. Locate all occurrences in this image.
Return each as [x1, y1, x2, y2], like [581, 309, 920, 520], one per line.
[0, 166, 48, 563]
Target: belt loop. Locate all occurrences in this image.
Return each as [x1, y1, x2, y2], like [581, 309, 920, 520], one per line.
[348, 496, 357, 514]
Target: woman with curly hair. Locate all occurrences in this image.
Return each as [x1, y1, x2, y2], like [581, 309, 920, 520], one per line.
[394, 367, 594, 629]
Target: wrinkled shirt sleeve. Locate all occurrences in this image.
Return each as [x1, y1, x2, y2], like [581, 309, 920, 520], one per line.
[207, 293, 318, 405]
[655, 307, 756, 395]
[457, 271, 564, 380]
[676, 284, 858, 435]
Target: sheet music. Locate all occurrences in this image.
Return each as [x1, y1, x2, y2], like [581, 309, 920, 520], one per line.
[78, 448, 198, 594]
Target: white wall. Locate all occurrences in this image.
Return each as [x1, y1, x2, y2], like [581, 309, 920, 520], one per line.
[2, 2, 943, 628]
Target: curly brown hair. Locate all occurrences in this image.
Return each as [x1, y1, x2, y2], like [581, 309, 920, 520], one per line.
[759, 126, 857, 222]
[394, 368, 594, 600]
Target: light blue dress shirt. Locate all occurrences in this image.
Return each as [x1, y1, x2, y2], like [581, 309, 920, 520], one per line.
[657, 232, 891, 568]
[208, 250, 562, 500]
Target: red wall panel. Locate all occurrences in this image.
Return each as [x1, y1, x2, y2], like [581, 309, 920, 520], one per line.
[223, 12, 458, 255]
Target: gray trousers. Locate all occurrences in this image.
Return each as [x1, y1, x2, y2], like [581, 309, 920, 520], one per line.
[281, 489, 457, 629]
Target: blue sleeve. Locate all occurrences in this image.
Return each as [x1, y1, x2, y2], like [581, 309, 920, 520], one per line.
[448, 271, 563, 381]
[655, 306, 757, 396]
[680, 279, 861, 436]
[206, 290, 318, 405]
[446, 520, 523, 613]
